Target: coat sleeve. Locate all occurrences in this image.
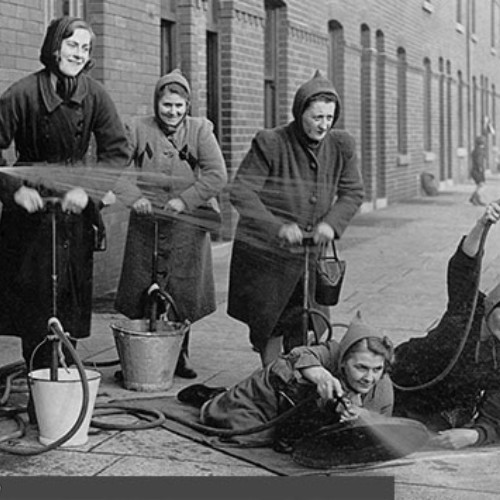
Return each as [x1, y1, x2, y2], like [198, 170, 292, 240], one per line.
[229, 130, 285, 239]
[178, 118, 227, 210]
[445, 238, 481, 315]
[322, 131, 364, 238]
[111, 118, 144, 207]
[285, 342, 339, 381]
[468, 389, 500, 446]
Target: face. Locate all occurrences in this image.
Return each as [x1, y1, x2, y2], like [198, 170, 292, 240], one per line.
[157, 91, 188, 128]
[342, 350, 385, 395]
[57, 28, 91, 77]
[301, 100, 336, 141]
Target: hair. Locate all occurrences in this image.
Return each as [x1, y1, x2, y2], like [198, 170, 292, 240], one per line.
[343, 336, 395, 373]
[158, 82, 190, 102]
[304, 92, 337, 111]
[40, 17, 95, 72]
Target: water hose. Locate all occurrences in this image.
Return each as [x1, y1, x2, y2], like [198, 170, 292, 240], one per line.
[393, 220, 492, 392]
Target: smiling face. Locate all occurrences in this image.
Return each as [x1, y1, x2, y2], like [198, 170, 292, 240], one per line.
[301, 100, 336, 142]
[157, 90, 188, 128]
[342, 349, 385, 395]
[57, 28, 91, 77]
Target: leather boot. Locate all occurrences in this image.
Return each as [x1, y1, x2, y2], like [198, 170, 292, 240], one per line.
[175, 329, 197, 379]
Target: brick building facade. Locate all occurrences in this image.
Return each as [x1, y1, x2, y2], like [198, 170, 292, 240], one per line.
[1, 0, 500, 294]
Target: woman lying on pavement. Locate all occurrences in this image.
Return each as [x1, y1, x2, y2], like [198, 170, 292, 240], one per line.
[392, 201, 500, 450]
[177, 313, 394, 450]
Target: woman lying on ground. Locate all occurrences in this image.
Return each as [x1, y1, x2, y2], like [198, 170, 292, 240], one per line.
[177, 313, 394, 450]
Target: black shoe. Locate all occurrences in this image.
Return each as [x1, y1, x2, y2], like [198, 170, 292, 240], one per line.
[175, 353, 198, 379]
[177, 384, 226, 408]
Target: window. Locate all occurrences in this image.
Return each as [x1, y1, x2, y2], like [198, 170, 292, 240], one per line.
[328, 20, 345, 129]
[492, 0, 496, 48]
[423, 58, 432, 151]
[264, 1, 285, 128]
[397, 48, 408, 155]
[471, 0, 476, 35]
[45, 0, 86, 24]
[458, 71, 464, 147]
[456, 0, 462, 24]
[160, 1, 178, 75]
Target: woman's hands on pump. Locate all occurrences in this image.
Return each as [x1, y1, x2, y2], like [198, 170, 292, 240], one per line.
[165, 197, 186, 214]
[278, 221, 335, 246]
[132, 196, 153, 214]
[429, 428, 479, 450]
[14, 186, 44, 213]
[61, 187, 89, 214]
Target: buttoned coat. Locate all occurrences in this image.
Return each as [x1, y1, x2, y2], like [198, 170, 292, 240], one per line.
[113, 114, 227, 322]
[0, 69, 129, 346]
[227, 121, 364, 349]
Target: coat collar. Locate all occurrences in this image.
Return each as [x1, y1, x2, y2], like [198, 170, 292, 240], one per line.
[39, 69, 88, 113]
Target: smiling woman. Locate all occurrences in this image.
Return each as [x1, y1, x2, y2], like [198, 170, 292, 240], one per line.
[0, 16, 129, 423]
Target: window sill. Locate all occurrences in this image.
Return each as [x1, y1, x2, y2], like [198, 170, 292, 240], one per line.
[491, 47, 497, 56]
[455, 22, 464, 34]
[398, 154, 410, 166]
[424, 151, 435, 162]
[456, 147, 468, 158]
[422, 1, 434, 13]
[471, 33, 478, 43]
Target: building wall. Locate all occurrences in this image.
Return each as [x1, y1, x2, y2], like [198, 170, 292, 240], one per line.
[1, 0, 500, 295]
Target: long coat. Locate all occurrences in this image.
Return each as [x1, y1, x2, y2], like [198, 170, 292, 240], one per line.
[228, 123, 364, 349]
[114, 115, 227, 322]
[0, 69, 129, 345]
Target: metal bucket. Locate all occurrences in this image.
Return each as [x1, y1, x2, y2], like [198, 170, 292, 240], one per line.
[111, 319, 188, 392]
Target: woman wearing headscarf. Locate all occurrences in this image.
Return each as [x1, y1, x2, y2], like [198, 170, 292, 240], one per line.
[0, 16, 128, 402]
[178, 313, 394, 448]
[227, 71, 365, 367]
[113, 69, 227, 379]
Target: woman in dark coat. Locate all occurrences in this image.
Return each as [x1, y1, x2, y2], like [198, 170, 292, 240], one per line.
[113, 69, 227, 378]
[228, 70, 364, 366]
[0, 17, 128, 388]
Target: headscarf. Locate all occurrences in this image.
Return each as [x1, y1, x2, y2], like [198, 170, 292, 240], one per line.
[153, 69, 191, 136]
[39, 16, 94, 101]
[291, 70, 341, 148]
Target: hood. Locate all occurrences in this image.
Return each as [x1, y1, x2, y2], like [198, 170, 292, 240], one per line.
[39, 16, 93, 72]
[154, 68, 191, 107]
[291, 70, 341, 126]
[338, 312, 386, 364]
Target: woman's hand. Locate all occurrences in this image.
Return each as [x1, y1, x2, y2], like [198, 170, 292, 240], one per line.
[166, 198, 186, 213]
[132, 197, 152, 214]
[62, 187, 89, 214]
[480, 201, 500, 226]
[14, 186, 44, 213]
[429, 428, 479, 449]
[313, 222, 335, 245]
[278, 223, 303, 245]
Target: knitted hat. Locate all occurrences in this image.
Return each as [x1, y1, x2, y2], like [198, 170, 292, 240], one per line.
[338, 311, 388, 364]
[291, 69, 341, 125]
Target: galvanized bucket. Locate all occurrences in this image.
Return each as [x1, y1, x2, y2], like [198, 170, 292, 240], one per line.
[111, 318, 189, 392]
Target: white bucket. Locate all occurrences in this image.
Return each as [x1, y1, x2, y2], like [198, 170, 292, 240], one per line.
[29, 368, 101, 447]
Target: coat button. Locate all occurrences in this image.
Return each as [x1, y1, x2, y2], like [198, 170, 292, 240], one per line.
[306, 224, 313, 232]
[309, 194, 318, 204]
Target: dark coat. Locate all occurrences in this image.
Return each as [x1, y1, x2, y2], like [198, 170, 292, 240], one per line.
[227, 123, 364, 348]
[0, 69, 129, 343]
[393, 240, 500, 446]
[113, 113, 227, 322]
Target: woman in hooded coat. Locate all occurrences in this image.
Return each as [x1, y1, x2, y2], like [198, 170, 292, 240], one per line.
[227, 71, 364, 366]
[0, 17, 128, 382]
[177, 313, 394, 447]
[113, 69, 227, 378]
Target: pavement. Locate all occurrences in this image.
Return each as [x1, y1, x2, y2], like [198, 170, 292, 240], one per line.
[2, 174, 500, 499]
